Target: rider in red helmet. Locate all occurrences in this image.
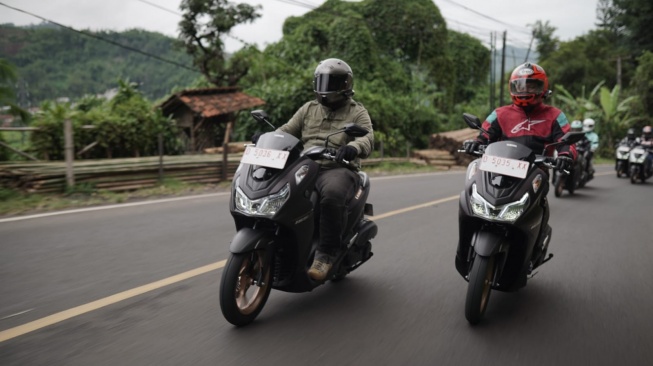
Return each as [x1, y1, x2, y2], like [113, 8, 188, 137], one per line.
[463, 62, 577, 264]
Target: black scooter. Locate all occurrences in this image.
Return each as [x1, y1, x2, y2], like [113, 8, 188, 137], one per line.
[455, 113, 584, 325]
[551, 138, 590, 197]
[219, 110, 377, 326]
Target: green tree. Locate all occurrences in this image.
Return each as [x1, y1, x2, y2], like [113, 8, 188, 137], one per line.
[531, 20, 559, 62]
[178, 0, 261, 86]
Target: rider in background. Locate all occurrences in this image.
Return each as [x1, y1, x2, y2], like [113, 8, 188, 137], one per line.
[582, 118, 599, 177]
[640, 126, 653, 174]
[619, 128, 640, 148]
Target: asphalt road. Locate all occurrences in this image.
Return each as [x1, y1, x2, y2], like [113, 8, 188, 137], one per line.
[1, 166, 652, 365]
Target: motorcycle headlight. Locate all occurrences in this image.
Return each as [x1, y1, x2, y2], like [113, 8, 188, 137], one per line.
[235, 183, 290, 217]
[470, 183, 529, 223]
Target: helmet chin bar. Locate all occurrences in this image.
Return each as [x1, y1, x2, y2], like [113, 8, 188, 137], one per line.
[316, 91, 349, 109]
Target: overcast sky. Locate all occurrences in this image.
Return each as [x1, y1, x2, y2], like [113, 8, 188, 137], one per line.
[0, 0, 601, 53]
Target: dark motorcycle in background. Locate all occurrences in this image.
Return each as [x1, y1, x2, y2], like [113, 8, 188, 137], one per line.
[455, 113, 584, 325]
[219, 110, 377, 326]
[551, 137, 591, 197]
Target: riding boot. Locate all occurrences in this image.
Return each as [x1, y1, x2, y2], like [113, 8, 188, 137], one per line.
[318, 203, 347, 255]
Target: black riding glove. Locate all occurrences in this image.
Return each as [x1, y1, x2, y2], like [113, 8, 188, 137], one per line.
[251, 131, 263, 144]
[336, 145, 358, 163]
[555, 154, 573, 171]
[463, 140, 480, 154]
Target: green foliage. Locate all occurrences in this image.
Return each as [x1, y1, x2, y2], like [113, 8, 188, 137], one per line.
[178, 0, 261, 86]
[0, 58, 29, 122]
[629, 51, 653, 125]
[0, 133, 9, 160]
[541, 30, 624, 98]
[555, 81, 640, 157]
[29, 79, 183, 160]
[0, 25, 200, 105]
[231, 0, 486, 154]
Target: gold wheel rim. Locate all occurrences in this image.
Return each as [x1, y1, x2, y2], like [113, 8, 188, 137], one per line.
[234, 251, 270, 315]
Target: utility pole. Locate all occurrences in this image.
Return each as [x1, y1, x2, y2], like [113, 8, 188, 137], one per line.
[489, 32, 495, 111]
[499, 31, 507, 106]
[64, 119, 75, 189]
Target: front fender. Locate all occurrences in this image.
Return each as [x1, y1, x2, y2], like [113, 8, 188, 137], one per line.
[473, 231, 504, 257]
[229, 228, 274, 253]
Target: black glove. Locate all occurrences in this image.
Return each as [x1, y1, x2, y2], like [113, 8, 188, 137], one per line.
[251, 131, 263, 144]
[463, 139, 480, 154]
[335, 145, 358, 163]
[555, 154, 573, 171]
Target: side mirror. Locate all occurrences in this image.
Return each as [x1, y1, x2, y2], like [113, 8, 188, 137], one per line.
[251, 110, 275, 130]
[463, 113, 482, 130]
[343, 123, 369, 137]
[561, 131, 586, 145]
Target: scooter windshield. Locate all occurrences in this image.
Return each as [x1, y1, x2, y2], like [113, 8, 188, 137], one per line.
[256, 131, 302, 152]
[484, 141, 535, 163]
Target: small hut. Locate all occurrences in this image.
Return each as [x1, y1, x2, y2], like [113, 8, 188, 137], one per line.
[159, 87, 265, 153]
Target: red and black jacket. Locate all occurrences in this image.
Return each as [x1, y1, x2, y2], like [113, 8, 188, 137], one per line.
[477, 103, 577, 160]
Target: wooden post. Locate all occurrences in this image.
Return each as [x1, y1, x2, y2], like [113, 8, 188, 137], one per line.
[64, 119, 75, 189]
[222, 142, 228, 181]
[158, 133, 164, 183]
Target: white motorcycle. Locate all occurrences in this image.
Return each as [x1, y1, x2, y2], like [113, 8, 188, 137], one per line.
[628, 145, 653, 183]
[615, 144, 632, 178]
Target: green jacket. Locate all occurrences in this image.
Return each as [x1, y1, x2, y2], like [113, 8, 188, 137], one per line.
[277, 99, 374, 169]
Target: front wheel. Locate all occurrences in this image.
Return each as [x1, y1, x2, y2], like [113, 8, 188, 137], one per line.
[630, 166, 639, 184]
[219, 250, 272, 326]
[465, 255, 495, 325]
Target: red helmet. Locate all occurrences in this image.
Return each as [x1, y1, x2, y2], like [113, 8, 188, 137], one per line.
[509, 62, 549, 107]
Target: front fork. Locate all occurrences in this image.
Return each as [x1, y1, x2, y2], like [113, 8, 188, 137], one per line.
[467, 230, 508, 287]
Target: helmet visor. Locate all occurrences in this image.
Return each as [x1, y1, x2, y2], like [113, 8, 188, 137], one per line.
[314, 73, 348, 93]
[510, 78, 544, 95]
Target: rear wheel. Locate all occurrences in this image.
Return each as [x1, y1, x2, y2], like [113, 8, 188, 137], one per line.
[219, 250, 272, 326]
[465, 255, 495, 325]
[553, 175, 564, 197]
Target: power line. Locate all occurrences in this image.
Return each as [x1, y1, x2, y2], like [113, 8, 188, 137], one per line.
[0, 1, 200, 73]
[134, 0, 256, 48]
[437, 0, 533, 36]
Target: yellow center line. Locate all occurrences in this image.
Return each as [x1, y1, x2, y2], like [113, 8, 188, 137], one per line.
[0, 260, 226, 343]
[0, 195, 460, 343]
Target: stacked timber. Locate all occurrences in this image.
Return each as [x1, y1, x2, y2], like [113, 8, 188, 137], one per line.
[0, 155, 241, 194]
[429, 128, 479, 166]
[412, 149, 457, 169]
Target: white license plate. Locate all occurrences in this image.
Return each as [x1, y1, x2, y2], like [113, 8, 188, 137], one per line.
[241, 147, 290, 169]
[479, 154, 530, 179]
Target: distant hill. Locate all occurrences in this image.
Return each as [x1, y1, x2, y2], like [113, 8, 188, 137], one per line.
[0, 23, 201, 106]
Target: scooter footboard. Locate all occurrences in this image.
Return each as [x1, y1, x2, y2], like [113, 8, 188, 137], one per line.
[354, 219, 378, 246]
[229, 228, 274, 253]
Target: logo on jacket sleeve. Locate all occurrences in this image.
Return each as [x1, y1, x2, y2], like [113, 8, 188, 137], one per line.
[511, 119, 547, 134]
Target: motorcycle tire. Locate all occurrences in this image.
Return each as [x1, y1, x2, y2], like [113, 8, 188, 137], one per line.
[219, 250, 272, 326]
[554, 176, 564, 197]
[630, 166, 638, 184]
[465, 255, 495, 325]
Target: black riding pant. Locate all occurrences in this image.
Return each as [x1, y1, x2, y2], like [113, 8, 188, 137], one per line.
[315, 167, 359, 254]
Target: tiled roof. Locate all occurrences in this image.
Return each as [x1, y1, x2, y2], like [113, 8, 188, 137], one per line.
[160, 87, 265, 118]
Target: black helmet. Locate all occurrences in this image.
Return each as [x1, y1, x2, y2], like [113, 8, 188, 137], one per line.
[627, 128, 636, 140]
[313, 58, 354, 108]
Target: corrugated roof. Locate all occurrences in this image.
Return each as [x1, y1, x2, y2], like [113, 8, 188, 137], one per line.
[160, 87, 265, 118]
